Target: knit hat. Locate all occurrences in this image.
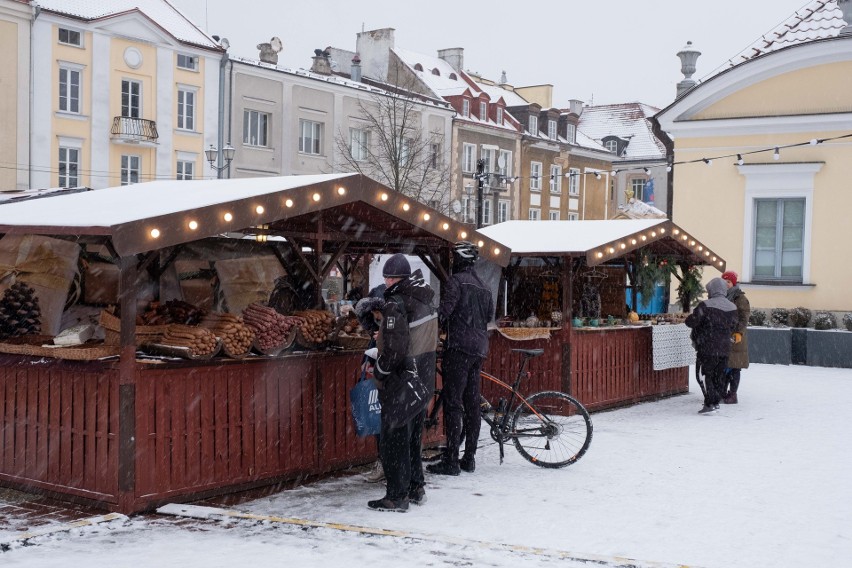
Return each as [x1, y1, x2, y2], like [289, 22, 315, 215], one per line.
[382, 254, 411, 278]
[721, 271, 738, 286]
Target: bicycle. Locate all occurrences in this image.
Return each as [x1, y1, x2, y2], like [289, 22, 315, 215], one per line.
[425, 348, 593, 468]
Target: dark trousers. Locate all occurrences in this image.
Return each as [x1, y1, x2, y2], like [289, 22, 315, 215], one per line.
[379, 409, 424, 500]
[442, 349, 483, 464]
[726, 368, 741, 395]
[699, 355, 727, 406]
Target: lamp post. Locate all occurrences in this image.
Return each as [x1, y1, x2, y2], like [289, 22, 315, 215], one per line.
[474, 158, 486, 229]
[205, 144, 235, 176]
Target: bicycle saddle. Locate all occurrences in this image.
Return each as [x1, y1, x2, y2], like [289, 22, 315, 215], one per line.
[511, 348, 544, 358]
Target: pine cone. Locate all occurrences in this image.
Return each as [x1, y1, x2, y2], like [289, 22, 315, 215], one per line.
[0, 282, 41, 339]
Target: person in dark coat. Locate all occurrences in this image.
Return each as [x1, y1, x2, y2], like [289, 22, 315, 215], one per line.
[427, 242, 494, 476]
[721, 271, 750, 404]
[367, 254, 437, 512]
[685, 277, 738, 414]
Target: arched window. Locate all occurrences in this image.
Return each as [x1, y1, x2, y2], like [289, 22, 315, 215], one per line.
[449, 73, 457, 80]
[432, 68, 440, 76]
[414, 63, 423, 71]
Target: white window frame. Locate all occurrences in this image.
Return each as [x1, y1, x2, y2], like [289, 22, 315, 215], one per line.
[568, 167, 580, 195]
[479, 101, 487, 120]
[243, 109, 270, 147]
[430, 143, 441, 168]
[177, 53, 198, 71]
[530, 161, 542, 191]
[631, 178, 646, 201]
[462, 143, 476, 173]
[528, 208, 540, 221]
[495, 107, 503, 126]
[738, 163, 820, 284]
[121, 79, 141, 118]
[498, 150, 512, 177]
[566, 124, 576, 144]
[482, 199, 493, 226]
[462, 196, 474, 224]
[58, 146, 80, 188]
[121, 155, 140, 186]
[550, 165, 562, 193]
[299, 119, 323, 155]
[480, 145, 497, 175]
[528, 115, 538, 135]
[548, 119, 557, 139]
[604, 139, 618, 153]
[567, 212, 579, 221]
[498, 199, 509, 223]
[462, 99, 470, 117]
[58, 28, 82, 47]
[177, 87, 196, 131]
[549, 210, 560, 221]
[58, 64, 82, 114]
[350, 127, 369, 161]
[400, 137, 414, 164]
[176, 159, 194, 180]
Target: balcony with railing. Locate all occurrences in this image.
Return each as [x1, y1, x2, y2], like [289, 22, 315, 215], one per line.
[110, 116, 159, 144]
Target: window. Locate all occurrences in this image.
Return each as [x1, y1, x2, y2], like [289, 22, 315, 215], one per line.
[58, 28, 81, 46]
[568, 168, 580, 195]
[121, 155, 140, 186]
[462, 99, 470, 117]
[58, 66, 80, 113]
[480, 146, 496, 174]
[498, 150, 512, 177]
[430, 143, 441, 168]
[753, 199, 805, 282]
[58, 147, 79, 188]
[177, 54, 198, 71]
[567, 212, 579, 221]
[495, 107, 503, 126]
[566, 124, 576, 144]
[177, 88, 195, 130]
[400, 137, 414, 164]
[243, 110, 269, 147]
[176, 160, 194, 180]
[462, 143, 476, 173]
[479, 101, 487, 120]
[549, 210, 560, 221]
[548, 119, 557, 139]
[604, 139, 618, 153]
[530, 162, 542, 191]
[528, 115, 538, 135]
[350, 128, 369, 161]
[550, 165, 562, 193]
[498, 200, 509, 223]
[528, 208, 540, 220]
[121, 79, 141, 118]
[631, 178, 646, 201]
[462, 196, 474, 224]
[482, 199, 492, 225]
[299, 120, 323, 155]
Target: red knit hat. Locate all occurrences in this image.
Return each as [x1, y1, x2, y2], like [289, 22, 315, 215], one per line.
[721, 271, 738, 286]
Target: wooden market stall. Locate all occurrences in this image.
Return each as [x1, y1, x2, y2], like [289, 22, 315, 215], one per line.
[478, 220, 726, 411]
[0, 173, 510, 513]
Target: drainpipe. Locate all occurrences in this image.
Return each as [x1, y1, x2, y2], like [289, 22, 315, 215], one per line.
[29, 4, 41, 190]
[216, 38, 230, 179]
[227, 58, 233, 178]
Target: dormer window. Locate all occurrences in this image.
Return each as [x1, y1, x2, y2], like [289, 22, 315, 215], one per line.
[548, 119, 557, 139]
[462, 99, 470, 117]
[529, 115, 538, 135]
[414, 63, 424, 71]
[479, 101, 487, 120]
[604, 139, 618, 153]
[449, 73, 457, 80]
[496, 107, 503, 125]
[58, 28, 81, 46]
[432, 68, 440, 76]
[566, 124, 576, 144]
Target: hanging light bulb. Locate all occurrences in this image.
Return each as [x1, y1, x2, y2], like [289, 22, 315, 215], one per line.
[594, 172, 601, 180]
[736, 154, 744, 166]
[703, 158, 712, 165]
[809, 138, 819, 146]
[773, 147, 780, 161]
[643, 167, 651, 175]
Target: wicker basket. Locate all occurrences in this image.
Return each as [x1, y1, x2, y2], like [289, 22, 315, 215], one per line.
[99, 310, 167, 345]
[333, 334, 371, 351]
[0, 336, 120, 360]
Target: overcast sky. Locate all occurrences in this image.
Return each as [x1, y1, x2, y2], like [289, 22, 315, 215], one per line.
[171, 0, 811, 110]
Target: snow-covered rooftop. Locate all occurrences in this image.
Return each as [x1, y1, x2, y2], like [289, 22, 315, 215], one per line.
[393, 47, 476, 98]
[708, 0, 847, 76]
[578, 103, 666, 161]
[35, 0, 219, 49]
[479, 219, 666, 254]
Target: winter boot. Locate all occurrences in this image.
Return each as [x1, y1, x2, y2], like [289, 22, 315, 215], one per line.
[698, 404, 718, 415]
[367, 496, 409, 512]
[363, 461, 385, 483]
[408, 485, 427, 506]
[723, 392, 738, 404]
[426, 460, 460, 476]
[460, 455, 476, 473]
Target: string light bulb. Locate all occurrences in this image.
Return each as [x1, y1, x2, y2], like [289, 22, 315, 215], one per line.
[703, 158, 712, 165]
[337, 186, 346, 195]
[736, 154, 744, 166]
[255, 205, 264, 214]
[223, 212, 233, 222]
[773, 147, 780, 161]
[402, 203, 410, 211]
[594, 172, 601, 180]
[312, 193, 321, 202]
[285, 199, 294, 208]
[150, 228, 160, 238]
[644, 168, 651, 175]
[188, 220, 198, 231]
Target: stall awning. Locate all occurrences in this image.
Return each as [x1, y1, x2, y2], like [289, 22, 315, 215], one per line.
[0, 174, 511, 266]
[478, 219, 725, 271]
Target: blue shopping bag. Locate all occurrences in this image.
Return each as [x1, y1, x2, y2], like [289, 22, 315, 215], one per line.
[350, 369, 381, 437]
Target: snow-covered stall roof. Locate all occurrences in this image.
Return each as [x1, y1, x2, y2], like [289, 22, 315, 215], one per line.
[0, 173, 511, 265]
[478, 219, 725, 271]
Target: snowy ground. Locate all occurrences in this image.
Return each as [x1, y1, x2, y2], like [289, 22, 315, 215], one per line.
[2, 363, 850, 568]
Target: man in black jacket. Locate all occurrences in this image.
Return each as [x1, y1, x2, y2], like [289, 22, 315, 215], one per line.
[428, 242, 494, 475]
[685, 277, 738, 414]
[368, 254, 437, 512]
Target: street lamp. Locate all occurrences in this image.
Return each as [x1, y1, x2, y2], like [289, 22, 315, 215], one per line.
[205, 144, 235, 176]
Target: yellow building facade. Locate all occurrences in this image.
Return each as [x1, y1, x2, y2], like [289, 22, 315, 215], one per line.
[0, 0, 31, 191]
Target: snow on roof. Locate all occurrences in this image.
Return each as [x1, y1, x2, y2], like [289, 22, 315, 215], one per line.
[614, 198, 668, 220]
[0, 186, 88, 204]
[393, 47, 475, 97]
[574, 129, 609, 153]
[578, 103, 666, 160]
[708, 0, 846, 76]
[474, 81, 529, 108]
[0, 174, 353, 228]
[479, 219, 666, 254]
[35, 0, 219, 49]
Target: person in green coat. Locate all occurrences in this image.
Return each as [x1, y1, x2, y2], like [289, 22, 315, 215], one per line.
[721, 271, 750, 404]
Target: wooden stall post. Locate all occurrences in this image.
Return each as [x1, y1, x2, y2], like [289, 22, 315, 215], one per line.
[117, 254, 138, 512]
[561, 256, 573, 395]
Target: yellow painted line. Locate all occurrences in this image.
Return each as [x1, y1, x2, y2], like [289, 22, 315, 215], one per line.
[157, 504, 701, 568]
[1, 513, 128, 553]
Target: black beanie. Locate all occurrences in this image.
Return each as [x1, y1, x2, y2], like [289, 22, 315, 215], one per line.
[382, 254, 411, 278]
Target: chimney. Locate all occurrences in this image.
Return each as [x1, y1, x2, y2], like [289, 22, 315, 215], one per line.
[567, 99, 584, 116]
[257, 37, 282, 65]
[839, 0, 852, 36]
[311, 48, 332, 75]
[676, 41, 701, 98]
[437, 47, 464, 71]
[351, 54, 362, 82]
[499, 70, 507, 85]
[356, 28, 395, 81]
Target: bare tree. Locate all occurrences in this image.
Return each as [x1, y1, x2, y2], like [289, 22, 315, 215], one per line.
[335, 89, 451, 212]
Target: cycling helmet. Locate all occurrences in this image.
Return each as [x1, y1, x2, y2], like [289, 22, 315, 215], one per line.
[452, 241, 479, 264]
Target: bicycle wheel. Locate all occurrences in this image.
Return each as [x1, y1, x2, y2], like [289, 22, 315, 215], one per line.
[511, 391, 592, 468]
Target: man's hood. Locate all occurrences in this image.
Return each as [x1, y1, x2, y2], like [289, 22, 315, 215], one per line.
[706, 277, 727, 298]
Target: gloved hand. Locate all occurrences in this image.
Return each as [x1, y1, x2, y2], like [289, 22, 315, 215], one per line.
[732, 332, 742, 344]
